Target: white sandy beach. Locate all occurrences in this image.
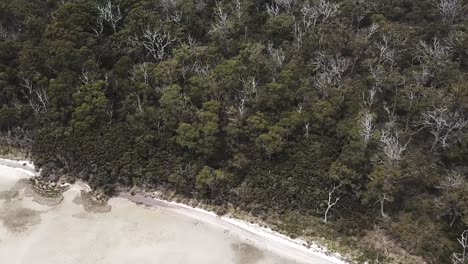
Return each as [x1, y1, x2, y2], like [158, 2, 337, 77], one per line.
[0, 159, 346, 264]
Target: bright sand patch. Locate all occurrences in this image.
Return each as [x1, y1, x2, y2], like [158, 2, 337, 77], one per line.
[0, 165, 31, 192]
[0, 160, 343, 264]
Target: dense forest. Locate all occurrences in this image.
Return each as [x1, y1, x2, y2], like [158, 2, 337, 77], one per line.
[0, 0, 467, 262]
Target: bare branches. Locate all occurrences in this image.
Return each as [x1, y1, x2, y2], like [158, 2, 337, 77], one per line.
[92, 15, 104, 36]
[301, 0, 339, 30]
[142, 27, 176, 61]
[376, 35, 396, 67]
[378, 194, 390, 218]
[210, 2, 232, 36]
[360, 111, 375, 145]
[418, 38, 453, 67]
[266, 0, 295, 16]
[267, 42, 286, 70]
[317, 0, 339, 24]
[233, 76, 259, 120]
[367, 23, 379, 40]
[435, 0, 465, 24]
[438, 172, 464, 189]
[312, 52, 351, 97]
[301, 3, 320, 29]
[159, 0, 184, 24]
[20, 77, 48, 116]
[419, 107, 467, 151]
[240, 76, 258, 99]
[452, 230, 468, 264]
[130, 63, 150, 85]
[191, 60, 213, 76]
[324, 183, 341, 223]
[277, 0, 295, 13]
[266, 2, 281, 16]
[79, 68, 97, 85]
[235, 93, 248, 119]
[96, 0, 122, 33]
[359, 83, 377, 147]
[362, 86, 377, 111]
[293, 22, 304, 49]
[234, 0, 243, 21]
[379, 129, 408, 163]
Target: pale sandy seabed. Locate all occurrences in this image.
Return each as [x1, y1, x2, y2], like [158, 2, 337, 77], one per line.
[0, 164, 340, 264]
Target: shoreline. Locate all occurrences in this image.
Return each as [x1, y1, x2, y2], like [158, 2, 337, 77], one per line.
[0, 158, 37, 176]
[0, 158, 348, 264]
[122, 192, 348, 264]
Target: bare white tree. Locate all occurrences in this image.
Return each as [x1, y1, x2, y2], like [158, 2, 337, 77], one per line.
[134, 94, 144, 114]
[129, 63, 151, 113]
[360, 110, 375, 145]
[192, 60, 213, 76]
[317, 0, 339, 24]
[452, 230, 468, 264]
[313, 72, 335, 97]
[355, 22, 379, 44]
[439, 172, 464, 189]
[293, 22, 304, 49]
[437, 172, 465, 227]
[240, 76, 258, 99]
[376, 35, 396, 67]
[130, 63, 150, 85]
[142, 27, 176, 61]
[97, 0, 122, 33]
[420, 107, 467, 151]
[267, 42, 286, 70]
[418, 38, 453, 66]
[362, 87, 377, 109]
[304, 122, 310, 137]
[379, 129, 408, 162]
[383, 101, 398, 128]
[159, 0, 183, 24]
[266, 0, 295, 16]
[106, 101, 114, 124]
[21, 77, 49, 116]
[234, 0, 243, 21]
[301, 3, 320, 29]
[313, 52, 351, 81]
[368, 64, 385, 90]
[412, 65, 433, 87]
[367, 23, 379, 39]
[312, 52, 351, 97]
[378, 194, 390, 218]
[301, 0, 339, 30]
[323, 183, 341, 223]
[266, 2, 281, 16]
[235, 92, 248, 119]
[210, 2, 232, 36]
[92, 15, 104, 36]
[277, 0, 295, 12]
[435, 0, 465, 24]
[79, 68, 97, 85]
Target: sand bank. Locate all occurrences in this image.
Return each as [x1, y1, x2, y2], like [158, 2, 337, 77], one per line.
[0, 159, 347, 264]
[122, 192, 347, 264]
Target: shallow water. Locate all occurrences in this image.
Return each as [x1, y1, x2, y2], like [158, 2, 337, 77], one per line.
[0, 166, 308, 264]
